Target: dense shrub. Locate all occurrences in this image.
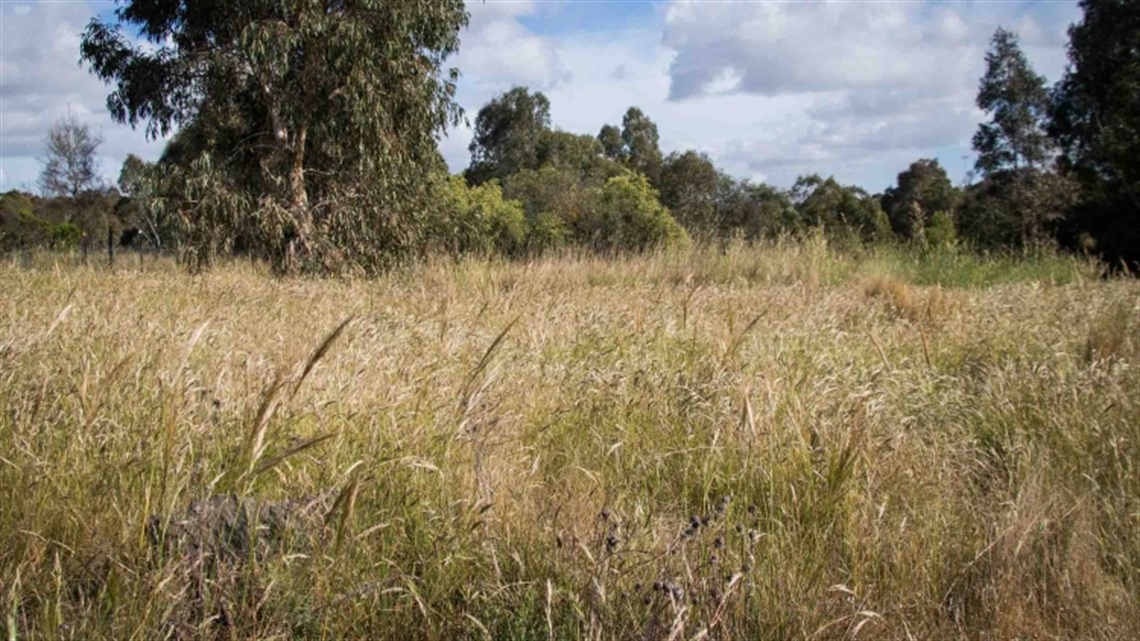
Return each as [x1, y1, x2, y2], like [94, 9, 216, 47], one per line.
[792, 175, 893, 243]
[0, 191, 85, 251]
[923, 210, 958, 249]
[576, 174, 688, 252]
[434, 176, 528, 256]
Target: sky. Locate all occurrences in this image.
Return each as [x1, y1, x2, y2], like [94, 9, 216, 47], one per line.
[0, 0, 1081, 196]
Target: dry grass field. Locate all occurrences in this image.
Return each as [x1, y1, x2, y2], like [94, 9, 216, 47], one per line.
[2, 240, 1138, 640]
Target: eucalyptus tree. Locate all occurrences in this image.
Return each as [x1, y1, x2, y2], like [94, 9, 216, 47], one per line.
[969, 28, 1069, 247]
[466, 87, 552, 186]
[1050, 0, 1140, 266]
[80, 0, 469, 273]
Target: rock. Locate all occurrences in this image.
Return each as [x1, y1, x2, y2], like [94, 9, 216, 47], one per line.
[148, 491, 335, 564]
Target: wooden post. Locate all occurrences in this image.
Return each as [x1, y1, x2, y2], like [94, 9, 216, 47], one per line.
[107, 224, 114, 267]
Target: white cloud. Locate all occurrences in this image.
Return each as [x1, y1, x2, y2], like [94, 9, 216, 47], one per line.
[656, 0, 1080, 188]
[0, 2, 167, 191]
[1, 0, 1081, 194]
[452, 1, 568, 93]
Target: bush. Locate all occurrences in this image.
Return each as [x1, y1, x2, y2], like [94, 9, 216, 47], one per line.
[48, 222, 83, 248]
[525, 211, 570, 255]
[0, 191, 83, 251]
[503, 166, 591, 223]
[576, 173, 688, 252]
[923, 210, 958, 249]
[435, 176, 528, 257]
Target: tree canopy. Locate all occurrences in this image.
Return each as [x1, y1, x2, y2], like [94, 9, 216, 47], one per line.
[39, 112, 103, 206]
[973, 28, 1053, 175]
[467, 87, 552, 185]
[80, 0, 469, 273]
[1050, 0, 1140, 265]
[881, 159, 960, 239]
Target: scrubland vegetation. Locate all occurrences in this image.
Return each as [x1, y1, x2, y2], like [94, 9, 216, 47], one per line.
[3, 241, 1138, 639]
[3, 0, 1140, 637]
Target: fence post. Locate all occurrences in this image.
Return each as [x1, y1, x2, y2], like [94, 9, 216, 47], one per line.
[107, 224, 114, 267]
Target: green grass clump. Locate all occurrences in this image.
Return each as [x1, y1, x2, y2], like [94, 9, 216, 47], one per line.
[1, 242, 1137, 640]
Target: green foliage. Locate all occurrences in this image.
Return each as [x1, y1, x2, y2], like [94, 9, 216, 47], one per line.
[49, 222, 83, 248]
[1050, 0, 1140, 268]
[597, 124, 623, 161]
[657, 151, 800, 242]
[0, 191, 84, 251]
[434, 176, 528, 256]
[958, 169, 1078, 248]
[81, 0, 469, 274]
[620, 107, 663, 186]
[882, 159, 961, 239]
[115, 155, 177, 250]
[504, 166, 592, 225]
[576, 173, 688, 252]
[791, 174, 892, 243]
[595, 107, 664, 186]
[967, 29, 1072, 251]
[973, 28, 1053, 174]
[923, 210, 958, 249]
[525, 211, 571, 255]
[536, 130, 620, 182]
[717, 178, 801, 240]
[659, 150, 720, 235]
[467, 87, 552, 186]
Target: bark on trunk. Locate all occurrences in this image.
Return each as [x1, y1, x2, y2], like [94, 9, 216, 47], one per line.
[285, 125, 312, 271]
[289, 125, 310, 231]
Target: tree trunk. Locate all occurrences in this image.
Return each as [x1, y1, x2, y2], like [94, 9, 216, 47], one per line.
[289, 125, 311, 233]
[285, 125, 312, 272]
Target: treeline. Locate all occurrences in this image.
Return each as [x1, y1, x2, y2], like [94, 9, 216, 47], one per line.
[3, 0, 1137, 273]
[0, 149, 157, 254]
[453, 87, 944, 256]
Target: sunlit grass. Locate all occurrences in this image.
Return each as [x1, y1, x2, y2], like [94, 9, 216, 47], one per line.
[1, 240, 1137, 639]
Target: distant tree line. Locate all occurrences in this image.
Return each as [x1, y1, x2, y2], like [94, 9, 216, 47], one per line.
[1, 0, 1136, 272]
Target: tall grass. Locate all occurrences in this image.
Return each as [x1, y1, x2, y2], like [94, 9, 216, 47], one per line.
[1, 241, 1137, 639]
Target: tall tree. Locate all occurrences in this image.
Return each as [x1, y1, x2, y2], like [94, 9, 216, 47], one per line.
[791, 174, 891, 242]
[620, 107, 663, 186]
[881, 159, 961, 239]
[1050, 0, 1140, 266]
[81, 0, 468, 273]
[467, 87, 552, 185]
[658, 150, 720, 235]
[716, 177, 799, 241]
[535, 130, 618, 183]
[597, 125, 624, 161]
[970, 28, 1069, 247]
[38, 112, 103, 211]
[973, 28, 1053, 174]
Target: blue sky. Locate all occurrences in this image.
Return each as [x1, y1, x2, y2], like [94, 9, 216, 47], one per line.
[1, 0, 1081, 195]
